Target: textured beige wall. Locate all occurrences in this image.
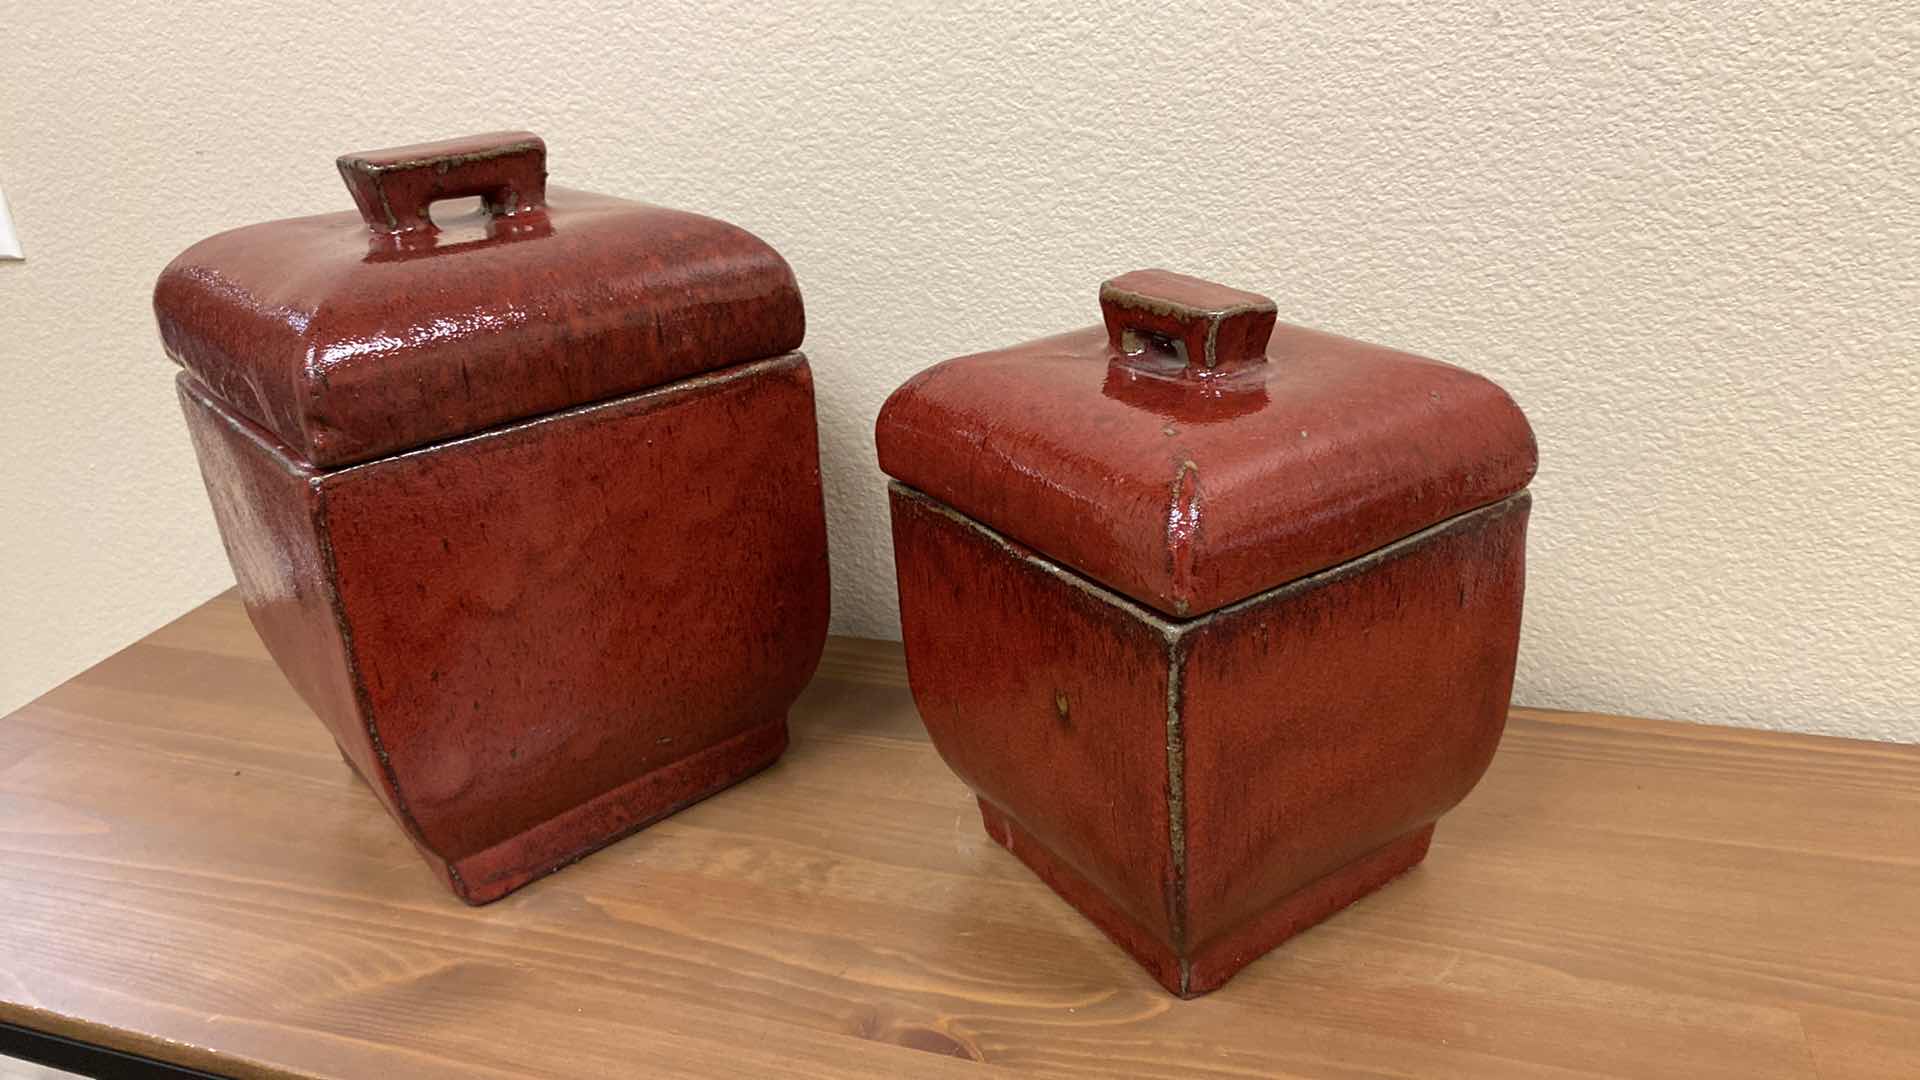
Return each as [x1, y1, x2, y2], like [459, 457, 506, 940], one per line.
[2, 2, 1915, 739]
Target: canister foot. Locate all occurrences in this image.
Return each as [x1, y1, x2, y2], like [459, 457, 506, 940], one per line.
[432, 715, 791, 905]
[979, 797, 1433, 997]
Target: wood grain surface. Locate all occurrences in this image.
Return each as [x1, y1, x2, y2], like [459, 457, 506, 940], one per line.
[2, 591, 1916, 1078]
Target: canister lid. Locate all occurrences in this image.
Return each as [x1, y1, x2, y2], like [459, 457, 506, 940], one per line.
[876, 269, 1538, 619]
[154, 132, 803, 467]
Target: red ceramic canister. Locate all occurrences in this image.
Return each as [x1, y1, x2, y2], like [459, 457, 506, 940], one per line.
[877, 270, 1537, 995]
[156, 132, 829, 904]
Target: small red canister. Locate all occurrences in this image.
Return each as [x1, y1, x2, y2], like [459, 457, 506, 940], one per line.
[156, 132, 829, 903]
[877, 269, 1536, 995]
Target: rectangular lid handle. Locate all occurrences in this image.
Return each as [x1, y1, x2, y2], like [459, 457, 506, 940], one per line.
[336, 131, 548, 236]
[1100, 269, 1278, 372]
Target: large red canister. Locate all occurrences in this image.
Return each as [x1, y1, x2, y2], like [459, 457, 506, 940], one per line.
[877, 269, 1536, 995]
[156, 132, 830, 903]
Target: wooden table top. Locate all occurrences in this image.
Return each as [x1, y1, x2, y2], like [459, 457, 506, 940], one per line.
[3, 591, 1917, 1079]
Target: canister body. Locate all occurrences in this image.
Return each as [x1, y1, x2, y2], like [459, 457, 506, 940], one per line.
[180, 353, 830, 903]
[889, 482, 1528, 995]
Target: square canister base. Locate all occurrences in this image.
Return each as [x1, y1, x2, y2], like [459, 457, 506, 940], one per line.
[978, 798, 1434, 997]
[181, 354, 830, 905]
[341, 715, 789, 905]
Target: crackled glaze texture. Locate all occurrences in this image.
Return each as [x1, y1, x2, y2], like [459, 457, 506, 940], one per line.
[162, 133, 828, 903]
[155, 131, 805, 469]
[878, 269, 1536, 618]
[880, 270, 1535, 995]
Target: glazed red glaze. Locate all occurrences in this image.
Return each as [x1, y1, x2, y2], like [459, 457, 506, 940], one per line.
[876, 269, 1537, 618]
[155, 132, 804, 468]
[1099, 269, 1278, 372]
[888, 492, 1180, 950]
[336, 131, 548, 235]
[880, 270, 1535, 995]
[178, 356, 828, 903]
[163, 134, 827, 903]
[891, 484, 1528, 996]
[1176, 495, 1528, 963]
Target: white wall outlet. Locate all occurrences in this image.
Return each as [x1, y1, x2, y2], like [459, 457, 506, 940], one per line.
[0, 187, 24, 261]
